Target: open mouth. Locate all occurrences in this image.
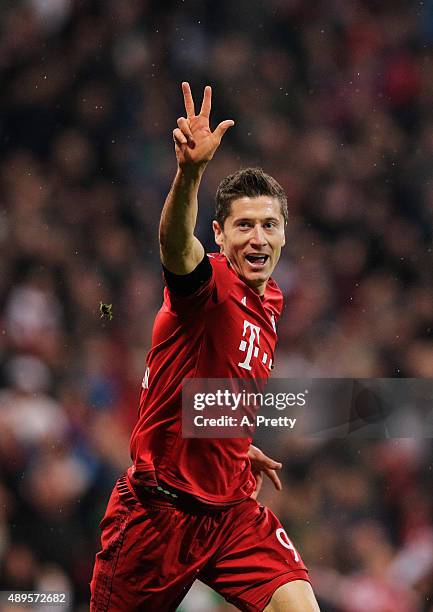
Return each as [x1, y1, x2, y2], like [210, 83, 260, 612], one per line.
[245, 254, 269, 269]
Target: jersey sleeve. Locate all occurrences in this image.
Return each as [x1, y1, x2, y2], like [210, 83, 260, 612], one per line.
[163, 254, 232, 318]
[162, 254, 227, 315]
[162, 254, 212, 296]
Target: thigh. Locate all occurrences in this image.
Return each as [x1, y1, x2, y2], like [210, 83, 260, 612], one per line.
[90, 479, 200, 612]
[201, 500, 310, 612]
[264, 580, 320, 612]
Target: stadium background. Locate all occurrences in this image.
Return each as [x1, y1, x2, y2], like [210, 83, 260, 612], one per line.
[0, 0, 432, 610]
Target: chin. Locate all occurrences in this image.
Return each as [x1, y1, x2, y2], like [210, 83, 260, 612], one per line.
[244, 273, 269, 289]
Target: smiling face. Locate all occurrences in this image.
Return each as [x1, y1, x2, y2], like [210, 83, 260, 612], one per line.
[213, 195, 286, 295]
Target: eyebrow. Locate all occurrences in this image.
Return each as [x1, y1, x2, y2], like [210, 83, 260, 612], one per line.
[234, 216, 281, 223]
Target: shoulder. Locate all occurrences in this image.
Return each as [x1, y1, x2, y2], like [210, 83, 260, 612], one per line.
[205, 252, 237, 301]
[162, 253, 232, 313]
[207, 252, 229, 271]
[264, 277, 284, 317]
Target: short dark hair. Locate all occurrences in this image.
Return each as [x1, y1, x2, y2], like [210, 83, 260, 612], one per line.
[215, 167, 288, 228]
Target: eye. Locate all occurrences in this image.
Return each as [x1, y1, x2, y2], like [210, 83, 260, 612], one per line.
[264, 221, 277, 229]
[238, 221, 252, 229]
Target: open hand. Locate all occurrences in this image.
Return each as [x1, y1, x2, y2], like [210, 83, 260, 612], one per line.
[173, 82, 234, 170]
[248, 444, 282, 501]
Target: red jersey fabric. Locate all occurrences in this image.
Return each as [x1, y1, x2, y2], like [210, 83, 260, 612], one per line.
[129, 253, 283, 505]
[90, 475, 309, 612]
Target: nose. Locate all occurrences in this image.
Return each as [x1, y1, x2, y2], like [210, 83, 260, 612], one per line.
[250, 223, 267, 247]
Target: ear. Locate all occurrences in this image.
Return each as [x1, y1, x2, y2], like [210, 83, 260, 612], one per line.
[281, 219, 286, 248]
[213, 220, 224, 247]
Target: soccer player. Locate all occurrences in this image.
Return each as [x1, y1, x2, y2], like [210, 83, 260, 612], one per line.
[90, 83, 320, 611]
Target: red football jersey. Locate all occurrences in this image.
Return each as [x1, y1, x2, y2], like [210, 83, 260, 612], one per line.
[129, 253, 283, 505]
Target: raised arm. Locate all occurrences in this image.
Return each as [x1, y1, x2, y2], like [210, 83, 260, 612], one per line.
[159, 82, 234, 274]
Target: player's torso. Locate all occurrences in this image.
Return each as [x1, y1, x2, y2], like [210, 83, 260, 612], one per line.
[197, 279, 278, 378]
[149, 255, 281, 380]
[130, 255, 283, 501]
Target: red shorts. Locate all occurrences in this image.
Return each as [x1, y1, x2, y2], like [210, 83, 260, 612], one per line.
[90, 475, 310, 612]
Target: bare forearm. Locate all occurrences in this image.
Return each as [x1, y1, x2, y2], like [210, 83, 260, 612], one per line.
[159, 166, 206, 274]
[160, 82, 233, 273]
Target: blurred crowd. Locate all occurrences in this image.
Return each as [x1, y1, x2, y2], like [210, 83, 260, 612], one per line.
[0, 0, 432, 610]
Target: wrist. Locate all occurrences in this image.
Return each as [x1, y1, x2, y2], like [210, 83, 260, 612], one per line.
[177, 162, 208, 181]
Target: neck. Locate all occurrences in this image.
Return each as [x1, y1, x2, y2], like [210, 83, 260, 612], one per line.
[245, 278, 267, 296]
[221, 252, 267, 295]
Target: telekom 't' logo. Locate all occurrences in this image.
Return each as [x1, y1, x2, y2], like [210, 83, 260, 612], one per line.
[238, 320, 261, 370]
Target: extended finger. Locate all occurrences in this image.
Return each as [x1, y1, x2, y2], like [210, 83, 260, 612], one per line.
[251, 448, 282, 470]
[213, 119, 235, 141]
[257, 450, 282, 470]
[173, 127, 187, 146]
[177, 117, 195, 146]
[200, 85, 212, 118]
[264, 468, 282, 491]
[267, 459, 282, 469]
[251, 472, 263, 500]
[182, 82, 195, 118]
